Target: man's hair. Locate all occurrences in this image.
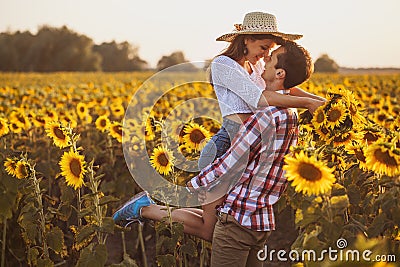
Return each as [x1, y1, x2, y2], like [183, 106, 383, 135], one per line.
[220, 34, 284, 61]
[275, 41, 314, 89]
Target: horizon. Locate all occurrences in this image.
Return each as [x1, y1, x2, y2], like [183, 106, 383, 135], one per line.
[1, 0, 399, 69]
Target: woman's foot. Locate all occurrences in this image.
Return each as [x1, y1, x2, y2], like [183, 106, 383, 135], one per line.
[112, 191, 155, 227]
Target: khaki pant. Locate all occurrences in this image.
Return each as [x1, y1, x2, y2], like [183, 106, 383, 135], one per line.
[211, 212, 270, 267]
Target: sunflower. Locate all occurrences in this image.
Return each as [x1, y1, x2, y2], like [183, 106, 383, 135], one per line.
[9, 122, 22, 134]
[311, 105, 326, 129]
[325, 102, 348, 130]
[76, 102, 89, 120]
[95, 115, 110, 133]
[15, 161, 29, 179]
[345, 142, 368, 171]
[109, 121, 123, 143]
[183, 122, 211, 151]
[45, 121, 71, 148]
[4, 157, 18, 177]
[59, 150, 86, 190]
[284, 151, 336, 196]
[365, 142, 400, 177]
[150, 146, 175, 175]
[110, 103, 125, 118]
[9, 110, 31, 130]
[331, 131, 362, 147]
[0, 118, 9, 137]
[31, 113, 47, 128]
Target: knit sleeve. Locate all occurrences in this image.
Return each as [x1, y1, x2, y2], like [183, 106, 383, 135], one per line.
[211, 56, 264, 109]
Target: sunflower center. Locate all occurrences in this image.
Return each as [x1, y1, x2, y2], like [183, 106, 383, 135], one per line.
[349, 104, 357, 115]
[374, 149, 397, 166]
[54, 127, 66, 140]
[316, 111, 324, 123]
[364, 132, 378, 142]
[377, 114, 386, 122]
[17, 114, 26, 124]
[328, 109, 341, 122]
[157, 153, 169, 167]
[355, 149, 366, 162]
[298, 162, 322, 181]
[0, 123, 3, 130]
[333, 133, 350, 143]
[70, 159, 82, 177]
[100, 119, 107, 127]
[189, 129, 206, 144]
[79, 107, 85, 113]
[113, 125, 122, 136]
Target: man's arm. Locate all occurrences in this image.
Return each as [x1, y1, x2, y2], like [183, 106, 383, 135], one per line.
[289, 86, 326, 101]
[257, 90, 324, 113]
[189, 111, 271, 190]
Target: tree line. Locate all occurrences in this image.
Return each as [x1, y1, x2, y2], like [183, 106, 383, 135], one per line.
[0, 25, 339, 72]
[0, 25, 198, 72]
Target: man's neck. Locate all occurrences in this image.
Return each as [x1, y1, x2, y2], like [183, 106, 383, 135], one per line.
[265, 80, 285, 92]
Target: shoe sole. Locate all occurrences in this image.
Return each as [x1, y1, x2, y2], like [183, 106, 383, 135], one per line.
[113, 191, 148, 221]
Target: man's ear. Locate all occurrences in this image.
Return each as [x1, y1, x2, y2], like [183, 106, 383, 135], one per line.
[276, 69, 286, 79]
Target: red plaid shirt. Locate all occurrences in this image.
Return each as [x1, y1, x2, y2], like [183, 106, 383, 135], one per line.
[191, 106, 298, 231]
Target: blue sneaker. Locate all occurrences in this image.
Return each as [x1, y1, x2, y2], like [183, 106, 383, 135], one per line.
[112, 191, 155, 227]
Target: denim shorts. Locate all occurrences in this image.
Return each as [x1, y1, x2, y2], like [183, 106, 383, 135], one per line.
[198, 118, 241, 171]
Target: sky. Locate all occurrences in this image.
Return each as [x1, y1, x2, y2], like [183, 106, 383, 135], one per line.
[1, 0, 399, 69]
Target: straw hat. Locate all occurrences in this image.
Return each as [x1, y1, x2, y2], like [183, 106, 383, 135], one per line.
[216, 12, 302, 42]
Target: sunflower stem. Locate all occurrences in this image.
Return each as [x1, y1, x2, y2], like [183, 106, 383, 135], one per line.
[1, 217, 6, 267]
[138, 224, 148, 267]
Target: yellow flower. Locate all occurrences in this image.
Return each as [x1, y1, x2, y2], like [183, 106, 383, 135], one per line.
[183, 122, 211, 151]
[9, 109, 31, 130]
[345, 142, 368, 171]
[59, 150, 86, 190]
[110, 103, 125, 118]
[15, 161, 29, 179]
[311, 105, 326, 129]
[95, 115, 110, 133]
[76, 102, 89, 120]
[45, 121, 71, 148]
[325, 102, 347, 130]
[0, 118, 9, 137]
[109, 121, 124, 143]
[150, 146, 175, 175]
[4, 157, 18, 177]
[284, 151, 336, 196]
[365, 142, 400, 177]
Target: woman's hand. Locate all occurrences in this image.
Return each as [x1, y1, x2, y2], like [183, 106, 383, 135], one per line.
[306, 98, 326, 114]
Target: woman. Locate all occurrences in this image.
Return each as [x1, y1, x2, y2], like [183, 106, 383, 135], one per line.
[113, 12, 325, 241]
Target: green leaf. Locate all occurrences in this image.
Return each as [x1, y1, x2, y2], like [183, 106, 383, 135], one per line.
[37, 257, 54, 267]
[180, 239, 197, 257]
[99, 195, 119, 206]
[76, 224, 96, 244]
[76, 243, 108, 267]
[367, 213, 387, 237]
[98, 217, 114, 234]
[46, 226, 64, 254]
[156, 254, 175, 267]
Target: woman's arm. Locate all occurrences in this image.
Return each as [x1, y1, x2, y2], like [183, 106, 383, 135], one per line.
[289, 87, 327, 101]
[257, 90, 325, 114]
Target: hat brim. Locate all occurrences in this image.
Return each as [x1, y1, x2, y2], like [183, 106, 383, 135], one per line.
[216, 31, 303, 42]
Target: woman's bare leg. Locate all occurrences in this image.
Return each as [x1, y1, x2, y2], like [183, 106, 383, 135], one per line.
[141, 197, 222, 241]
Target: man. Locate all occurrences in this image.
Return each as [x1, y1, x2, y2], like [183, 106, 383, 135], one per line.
[188, 40, 315, 266]
[112, 41, 320, 266]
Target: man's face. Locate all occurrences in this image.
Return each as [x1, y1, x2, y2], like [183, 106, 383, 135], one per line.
[261, 46, 285, 83]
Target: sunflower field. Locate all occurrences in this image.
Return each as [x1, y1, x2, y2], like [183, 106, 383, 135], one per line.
[0, 71, 399, 267]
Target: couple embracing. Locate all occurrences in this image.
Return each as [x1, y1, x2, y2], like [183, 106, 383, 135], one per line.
[113, 11, 325, 267]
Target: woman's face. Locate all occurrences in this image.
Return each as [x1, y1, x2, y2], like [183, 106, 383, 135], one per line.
[245, 38, 276, 65]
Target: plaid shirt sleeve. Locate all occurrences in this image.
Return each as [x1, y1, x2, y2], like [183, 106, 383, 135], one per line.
[190, 109, 274, 190]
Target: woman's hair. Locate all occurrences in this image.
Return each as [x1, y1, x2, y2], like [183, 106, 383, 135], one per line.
[219, 34, 284, 61]
[275, 40, 314, 89]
